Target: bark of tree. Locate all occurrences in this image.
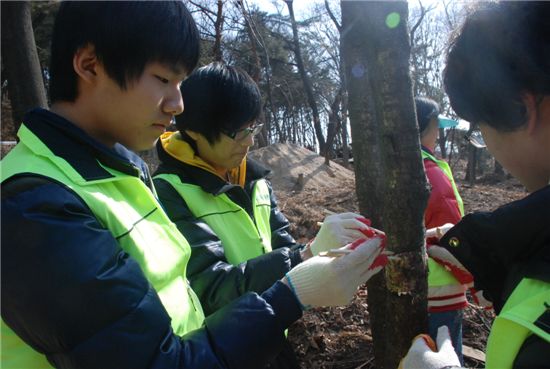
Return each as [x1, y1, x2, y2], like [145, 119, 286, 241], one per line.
[237, 0, 268, 147]
[465, 146, 477, 185]
[324, 89, 342, 165]
[438, 127, 447, 158]
[325, 0, 350, 168]
[213, 0, 224, 62]
[1, 1, 48, 136]
[285, 0, 326, 154]
[341, 2, 430, 368]
[494, 160, 504, 178]
[464, 125, 478, 185]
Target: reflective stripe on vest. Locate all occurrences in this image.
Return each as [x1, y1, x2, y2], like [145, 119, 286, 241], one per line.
[154, 173, 272, 266]
[1, 124, 205, 368]
[421, 150, 464, 216]
[485, 278, 550, 369]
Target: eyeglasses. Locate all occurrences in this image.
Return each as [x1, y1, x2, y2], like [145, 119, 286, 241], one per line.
[222, 123, 264, 141]
[464, 128, 486, 148]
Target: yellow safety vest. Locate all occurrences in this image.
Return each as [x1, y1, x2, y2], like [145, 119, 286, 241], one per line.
[485, 278, 550, 369]
[1, 124, 205, 368]
[154, 173, 272, 266]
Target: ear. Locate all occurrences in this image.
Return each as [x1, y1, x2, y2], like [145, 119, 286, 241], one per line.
[72, 43, 99, 85]
[184, 130, 200, 141]
[523, 93, 540, 136]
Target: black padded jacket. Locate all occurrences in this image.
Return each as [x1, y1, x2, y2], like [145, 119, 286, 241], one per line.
[440, 185, 550, 368]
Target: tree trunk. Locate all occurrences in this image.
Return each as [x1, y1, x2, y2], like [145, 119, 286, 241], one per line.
[324, 89, 342, 165]
[212, 0, 224, 62]
[494, 159, 504, 179]
[325, 0, 349, 168]
[465, 145, 477, 185]
[285, 0, 326, 154]
[1, 1, 48, 136]
[438, 127, 447, 158]
[237, 0, 268, 148]
[341, 2, 429, 369]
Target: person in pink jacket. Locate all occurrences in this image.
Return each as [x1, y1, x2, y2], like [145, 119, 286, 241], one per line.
[416, 97, 467, 363]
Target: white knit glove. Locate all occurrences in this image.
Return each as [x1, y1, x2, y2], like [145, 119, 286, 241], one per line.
[427, 245, 473, 285]
[399, 326, 464, 369]
[285, 237, 385, 309]
[309, 213, 372, 256]
[469, 288, 493, 310]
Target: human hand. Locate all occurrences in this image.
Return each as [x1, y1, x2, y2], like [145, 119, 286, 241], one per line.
[425, 223, 454, 240]
[309, 213, 374, 256]
[426, 244, 473, 285]
[399, 326, 464, 369]
[284, 237, 386, 309]
[469, 287, 493, 310]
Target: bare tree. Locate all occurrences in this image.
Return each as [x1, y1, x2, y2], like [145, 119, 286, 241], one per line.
[1, 1, 48, 136]
[285, 0, 326, 154]
[187, 0, 225, 62]
[341, 2, 430, 368]
[324, 0, 350, 167]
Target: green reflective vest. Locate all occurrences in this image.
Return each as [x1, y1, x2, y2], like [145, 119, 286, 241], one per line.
[1, 124, 205, 369]
[154, 173, 272, 266]
[422, 150, 465, 287]
[485, 278, 550, 369]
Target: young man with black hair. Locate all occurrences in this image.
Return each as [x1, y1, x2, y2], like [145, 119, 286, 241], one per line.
[1, 3, 385, 369]
[401, 2, 550, 368]
[153, 62, 377, 369]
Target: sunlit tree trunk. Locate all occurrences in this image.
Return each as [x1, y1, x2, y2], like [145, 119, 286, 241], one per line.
[341, 2, 430, 368]
[1, 1, 48, 136]
[212, 0, 224, 62]
[324, 89, 342, 165]
[285, 0, 326, 154]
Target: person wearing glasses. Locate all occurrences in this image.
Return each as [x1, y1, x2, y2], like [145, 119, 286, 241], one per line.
[153, 62, 376, 369]
[415, 96, 468, 364]
[401, 2, 549, 368]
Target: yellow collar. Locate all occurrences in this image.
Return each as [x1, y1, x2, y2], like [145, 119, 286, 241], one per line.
[160, 131, 246, 187]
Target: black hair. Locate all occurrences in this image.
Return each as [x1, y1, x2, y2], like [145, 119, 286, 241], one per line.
[176, 62, 262, 144]
[49, 1, 200, 103]
[415, 97, 440, 134]
[444, 1, 550, 132]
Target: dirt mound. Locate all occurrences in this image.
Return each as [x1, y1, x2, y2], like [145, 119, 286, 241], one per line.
[248, 143, 354, 192]
[249, 143, 357, 243]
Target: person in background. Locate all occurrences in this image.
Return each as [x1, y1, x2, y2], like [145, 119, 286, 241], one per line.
[0, 2, 386, 369]
[401, 2, 550, 368]
[153, 62, 374, 369]
[415, 96, 468, 363]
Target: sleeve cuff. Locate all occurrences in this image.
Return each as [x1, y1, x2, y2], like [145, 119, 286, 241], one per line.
[260, 280, 303, 329]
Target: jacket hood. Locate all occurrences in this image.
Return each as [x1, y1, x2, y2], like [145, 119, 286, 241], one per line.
[159, 131, 246, 187]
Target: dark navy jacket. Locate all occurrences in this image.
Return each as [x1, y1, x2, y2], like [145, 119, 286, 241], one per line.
[1, 109, 302, 369]
[441, 185, 550, 368]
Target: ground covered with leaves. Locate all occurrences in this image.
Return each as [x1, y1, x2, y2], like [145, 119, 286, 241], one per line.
[250, 143, 527, 369]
